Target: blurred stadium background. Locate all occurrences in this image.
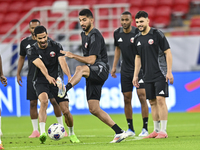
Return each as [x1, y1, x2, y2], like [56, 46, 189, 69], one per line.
[0, 0, 200, 116]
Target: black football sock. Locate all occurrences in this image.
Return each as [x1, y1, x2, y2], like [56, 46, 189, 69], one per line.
[65, 83, 72, 92]
[111, 124, 123, 134]
[127, 119, 134, 132]
[143, 117, 148, 131]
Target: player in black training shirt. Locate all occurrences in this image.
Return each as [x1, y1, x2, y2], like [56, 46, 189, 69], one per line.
[0, 54, 7, 150]
[61, 9, 127, 143]
[111, 11, 149, 137]
[16, 19, 67, 138]
[27, 26, 80, 143]
[132, 11, 174, 139]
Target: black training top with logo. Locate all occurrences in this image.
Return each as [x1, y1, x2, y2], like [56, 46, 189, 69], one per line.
[20, 36, 37, 80]
[81, 28, 108, 64]
[114, 26, 139, 74]
[133, 28, 170, 82]
[27, 39, 64, 84]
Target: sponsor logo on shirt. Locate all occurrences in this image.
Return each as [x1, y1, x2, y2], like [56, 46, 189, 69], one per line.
[148, 39, 154, 45]
[137, 41, 141, 46]
[118, 38, 123, 42]
[85, 42, 88, 48]
[130, 37, 134, 43]
[50, 51, 55, 57]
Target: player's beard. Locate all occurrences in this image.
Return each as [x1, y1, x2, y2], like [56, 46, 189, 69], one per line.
[122, 23, 131, 29]
[138, 25, 147, 32]
[38, 40, 48, 49]
[82, 23, 91, 32]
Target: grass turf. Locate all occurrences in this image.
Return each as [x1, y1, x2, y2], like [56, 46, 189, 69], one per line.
[2, 112, 200, 150]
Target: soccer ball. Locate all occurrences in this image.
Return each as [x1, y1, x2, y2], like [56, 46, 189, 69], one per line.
[48, 123, 65, 140]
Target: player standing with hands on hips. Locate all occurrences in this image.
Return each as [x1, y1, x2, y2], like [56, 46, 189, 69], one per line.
[132, 11, 174, 139]
[111, 11, 149, 137]
[61, 9, 127, 143]
[0, 54, 8, 149]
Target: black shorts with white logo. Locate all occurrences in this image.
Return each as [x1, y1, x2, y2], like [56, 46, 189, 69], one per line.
[34, 82, 69, 104]
[86, 62, 109, 100]
[144, 79, 168, 100]
[27, 79, 54, 101]
[121, 70, 144, 93]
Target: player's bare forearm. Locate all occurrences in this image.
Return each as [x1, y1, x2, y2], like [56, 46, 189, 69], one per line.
[58, 56, 71, 79]
[112, 47, 120, 69]
[33, 58, 56, 85]
[134, 55, 141, 78]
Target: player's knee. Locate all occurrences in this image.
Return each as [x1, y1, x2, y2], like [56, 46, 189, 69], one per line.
[75, 66, 83, 73]
[62, 109, 70, 116]
[149, 99, 156, 106]
[157, 97, 166, 107]
[30, 100, 37, 108]
[124, 95, 131, 105]
[138, 93, 146, 104]
[89, 107, 98, 116]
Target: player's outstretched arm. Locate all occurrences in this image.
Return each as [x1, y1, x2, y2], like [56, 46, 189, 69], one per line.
[33, 58, 56, 86]
[111, 46, 121, 78]
[60, 50, 96, 65]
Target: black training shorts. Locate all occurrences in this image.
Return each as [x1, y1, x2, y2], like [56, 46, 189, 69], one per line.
[86, 62, 109, 100]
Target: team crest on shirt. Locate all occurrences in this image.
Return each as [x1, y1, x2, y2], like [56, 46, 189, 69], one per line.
[85, 42, 88, 48]
[130, 37, 134, 43]
[50, 51, 55, 57]
[148, 39, 154, 45]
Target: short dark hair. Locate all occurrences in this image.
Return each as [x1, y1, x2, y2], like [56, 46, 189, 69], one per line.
[34, 25, 47, 37]
[121, 11, 132, 17]
[79, 9, 93, 18]
[135, 11, 148, 19]
[29, 19, 40, 25]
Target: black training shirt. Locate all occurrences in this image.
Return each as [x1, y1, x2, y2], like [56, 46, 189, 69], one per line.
[114, 26, 139, 74]
[81, 28, 108, 64]
[27, 39, 64, 84]
[20, 36, 37, 80]
[133, 28, 170, 82]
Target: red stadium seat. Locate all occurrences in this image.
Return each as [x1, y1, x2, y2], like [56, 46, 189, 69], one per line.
[68, 0, 83, 5]
[153, 16, 171, 28]
[143, 0, 158, 7]
[154, 6, 171, 18]
[4, 13, 20, 24]
[0, 14, 5, 24]
[82, 0, 98, 6]
[98, 0, 113, 4]
[7, 1, 23, 13]
[21, 1, 38, 12]
[0, 2, 9, 13]
[174, 0, 190, 5]
[172, 5, 189, 16]
[38, 1, 54, 7]
[158, 0, 174, 7]
[130, 0, 143, 7]
[113, 0, 128, 3]
[69, 34, 81, 41]
[190, 17, 200, 28]
[0, 23, 14, 34]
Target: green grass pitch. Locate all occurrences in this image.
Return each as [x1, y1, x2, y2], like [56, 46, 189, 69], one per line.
[2, 112, 200, 150]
